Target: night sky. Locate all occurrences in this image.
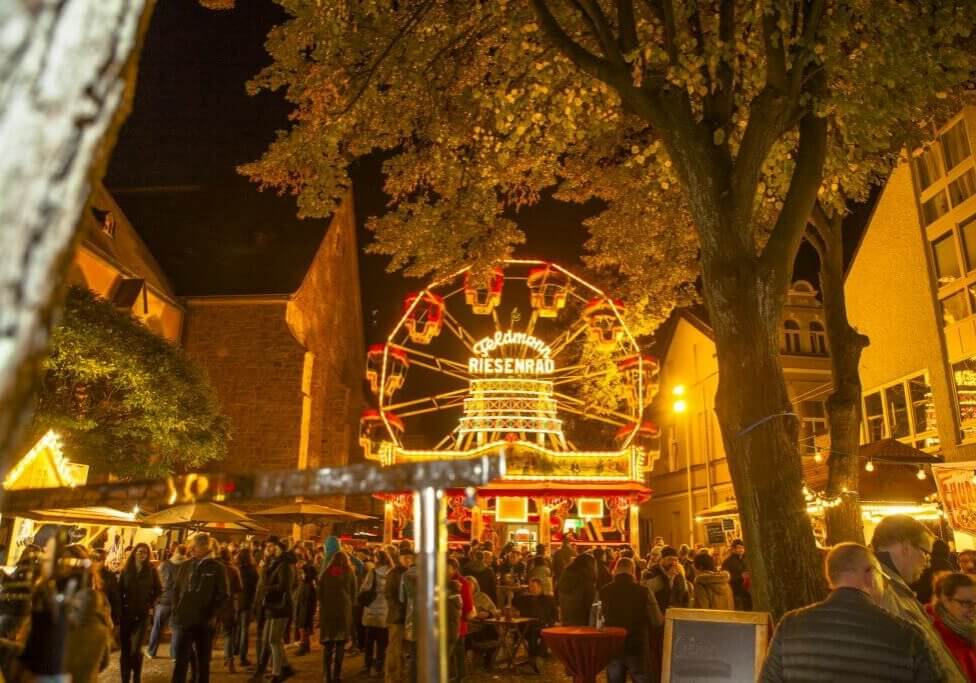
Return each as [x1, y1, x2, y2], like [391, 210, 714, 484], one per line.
[106, 1, 872, 346]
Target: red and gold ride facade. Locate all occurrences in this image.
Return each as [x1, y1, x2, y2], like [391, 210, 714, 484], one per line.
[360, 260, 660, 552]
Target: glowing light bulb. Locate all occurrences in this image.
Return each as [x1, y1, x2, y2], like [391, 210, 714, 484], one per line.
[813, 450, 823, 463]
[672, 384, 686, 397]
[917, 466, 927, 480]
[672, 398, 688, 414]
[865, 459, 874, 472]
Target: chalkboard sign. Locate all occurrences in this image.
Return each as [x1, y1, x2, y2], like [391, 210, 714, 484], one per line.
[721, 518, 736, 531]
[705, 524, 725, 545]
[662, 608, 771, 682]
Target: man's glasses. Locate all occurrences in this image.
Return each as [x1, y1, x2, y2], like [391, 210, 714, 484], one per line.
[951, 597, 976, 610]
[913, 544, 932, 561]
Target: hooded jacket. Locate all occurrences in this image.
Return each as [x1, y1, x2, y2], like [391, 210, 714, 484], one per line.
[158, 554, 188, 607]
[693, 570, 735, 610]
[262, 550, 297, 619]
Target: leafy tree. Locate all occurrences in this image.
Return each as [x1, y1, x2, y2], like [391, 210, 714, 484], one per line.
[34, 286, 229, 479]
[243, 1, 976, 617]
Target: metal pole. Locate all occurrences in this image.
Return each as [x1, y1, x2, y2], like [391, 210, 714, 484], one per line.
[414, 486, 448, 683]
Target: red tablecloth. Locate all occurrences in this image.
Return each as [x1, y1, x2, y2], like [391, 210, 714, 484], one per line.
[542, 626, 627, 683]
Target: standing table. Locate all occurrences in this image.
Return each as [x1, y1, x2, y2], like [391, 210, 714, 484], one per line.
[541, 626, 627, 683]
[476, 616, 539, 671]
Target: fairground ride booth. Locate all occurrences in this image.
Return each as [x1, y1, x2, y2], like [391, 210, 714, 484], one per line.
[359, 260, 660, 553]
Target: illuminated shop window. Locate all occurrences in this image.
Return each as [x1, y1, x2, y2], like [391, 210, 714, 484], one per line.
[953, 356, 976, 439]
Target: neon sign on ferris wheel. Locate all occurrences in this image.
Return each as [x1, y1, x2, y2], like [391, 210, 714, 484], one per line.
[469, 330, 555, 376]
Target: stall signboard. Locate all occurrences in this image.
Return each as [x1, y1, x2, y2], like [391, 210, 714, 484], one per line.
[933, 463, 976, 535]
[705, 523, 725, 545]
[662, 608, 772, 682]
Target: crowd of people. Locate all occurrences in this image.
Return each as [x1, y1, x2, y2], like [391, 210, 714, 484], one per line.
[0, 514, 974, 682]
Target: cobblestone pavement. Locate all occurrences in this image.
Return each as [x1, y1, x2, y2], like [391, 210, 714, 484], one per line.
[98, 638, 583, 683]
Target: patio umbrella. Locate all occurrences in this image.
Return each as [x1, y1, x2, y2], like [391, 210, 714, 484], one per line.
[140, 502, 259, 531]
[252, 502, 373, 527]
[202, 521, 269, 534]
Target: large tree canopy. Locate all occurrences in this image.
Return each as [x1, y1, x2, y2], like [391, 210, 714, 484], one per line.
[34, 287, 229, 479]
[244, 0, 976, 619]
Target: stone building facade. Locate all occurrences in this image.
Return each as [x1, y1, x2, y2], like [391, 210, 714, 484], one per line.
[182, 195, 366, 506]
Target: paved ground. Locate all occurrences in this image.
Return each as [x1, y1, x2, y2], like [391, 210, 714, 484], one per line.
[98, 637, 581, 683]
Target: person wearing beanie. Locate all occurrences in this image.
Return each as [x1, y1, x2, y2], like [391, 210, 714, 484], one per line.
[721, 539, 752, 611]
[641, 546, 690, 612]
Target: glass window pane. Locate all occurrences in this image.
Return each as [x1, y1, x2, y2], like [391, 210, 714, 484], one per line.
[941, 290, 969, 325]
[909, 375, 936, 435]
[952, 356, 976, 429]
[961, 215, 976, 272]
[933, 233, 962, 283]
[914, 146, 943, 191]
[865, 392, 884, 442]
[942, 120, 972, 171]
[885, 385, 909, 438]
[924, 191, 951, 226]
[950, 169, 976, 207]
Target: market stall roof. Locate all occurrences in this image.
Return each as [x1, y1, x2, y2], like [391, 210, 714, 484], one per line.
[252, 502, 374, 526]
[475, 480, 652, 501]
[694, 500, 739, 521]
[21, 506, 140, 528]
[140, 502, 260, 529]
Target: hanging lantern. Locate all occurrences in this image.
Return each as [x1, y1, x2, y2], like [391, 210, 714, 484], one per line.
[583, 298, 625, 351]
[464, 269, 504, 315]
[358, 409, 404, 461]
[403, 292, 445, 344]
[365, 344, 409, 398]
[616, 354, 659, 408]
[526, 264, 570, 318]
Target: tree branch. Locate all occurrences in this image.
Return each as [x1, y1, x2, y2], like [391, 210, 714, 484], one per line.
[576, 0, 626, 65]
[762, 7, 788, 91]
[787, 0, 825, 99]
[704, 1, 735, 130]
[617, 0, 639, 55]
[642, 0, 678, 63]
[531, 0, 624, 85]
[760, 107, 828, 290]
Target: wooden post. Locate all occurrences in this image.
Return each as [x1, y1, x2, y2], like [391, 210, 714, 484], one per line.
[630, 504, 641, 555]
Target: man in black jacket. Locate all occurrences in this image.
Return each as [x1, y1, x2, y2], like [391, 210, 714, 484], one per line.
[600, 557, 663, 683]
[171, 534, 228, 683]
[760, 543, 943, 682]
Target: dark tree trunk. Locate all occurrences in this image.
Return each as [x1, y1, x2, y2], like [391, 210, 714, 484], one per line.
[809, 206, 869, 545]
[703, 261, 829, 618]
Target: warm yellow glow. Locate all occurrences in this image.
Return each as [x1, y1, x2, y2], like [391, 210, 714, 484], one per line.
[577, 498, 604, 518]
[865, 459, 875, 472]
[3, 430, 78, 490]
[496, 497, 529, 523]
[814, 450, 823, 463]
[917, 467, 927, 480]
[672, 385, 686, 397]
[672, 398, 688, 414]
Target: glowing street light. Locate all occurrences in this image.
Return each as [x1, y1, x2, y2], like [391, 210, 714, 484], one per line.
[672, 384, 687, 414]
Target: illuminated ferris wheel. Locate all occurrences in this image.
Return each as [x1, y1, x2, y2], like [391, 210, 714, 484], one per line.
[359, 259, 660, 464]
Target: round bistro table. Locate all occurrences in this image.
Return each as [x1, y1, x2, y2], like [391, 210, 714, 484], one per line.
[541, 626, 627, 683]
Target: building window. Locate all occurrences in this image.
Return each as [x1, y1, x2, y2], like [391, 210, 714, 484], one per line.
[933, 232, 962, 284]
[783, 319, 802, 353]
[864, 392, 884, 442]
[950, 169, 976, 207]
[914, 145, 943, 191]
[909, 375, 937, 438]
[953, 355, 976, 438]
[942, 120, 972, 172]
[924, 190, 951, 226]
[960, 215, 976, 272]
[809, 321, 827, 355]
[799, 401, 827, 446]
[941, 289, 970, 325]
[884, 384, 910, 438]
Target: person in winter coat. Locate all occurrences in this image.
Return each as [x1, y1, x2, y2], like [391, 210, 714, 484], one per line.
[721, 539, 751, 611]
[462, 550, 498, 605]
[513, 578, 558, 672]
[118, 543, 162, 683]
[92, 548, 121, 628]
[599, 558, 663, 683]
[557, 553, 597, 626]
[872, 515, 966, 681]
[761, 543, 942, 682]
[643, 546, 691, 612]
[21, 544, 113, 683]
[294, 563, 317, 657]
[927, 572, 976, 681]
[319, 551, 358, 683]
[260, 538, 297, 683]
[384, 547, 412, 683]
[526, 555, 554, 595]
[446, 558, 475, 681]
[915, 538, 955, 605]
[359, 550, 393, 676]
[170, 534, 228, 683]
[236, 548, 259, 667]
[592, 548, 613, 589]
[218, 547, 243, 673]
[552, 540, 577, 585]
[691, 552, 734, 610]
[148, 543, 187, 658]
[401, 560, 420, 682]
